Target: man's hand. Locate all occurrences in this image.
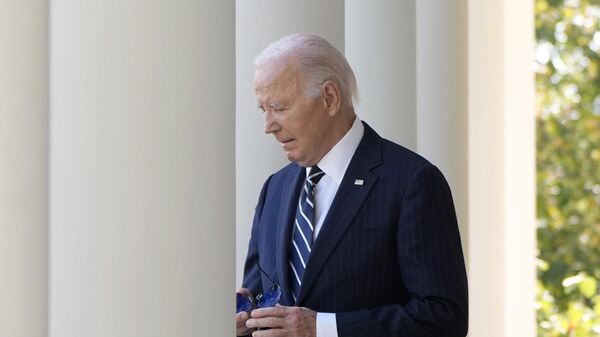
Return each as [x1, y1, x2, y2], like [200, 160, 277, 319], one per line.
[246, 305, 317, 337]
[236, 288, 255, 336]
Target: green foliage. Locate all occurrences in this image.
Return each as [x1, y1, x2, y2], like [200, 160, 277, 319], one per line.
[536, 0, 600, 335]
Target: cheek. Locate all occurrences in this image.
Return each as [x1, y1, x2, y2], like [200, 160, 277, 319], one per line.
[285, 104, 324, 142]
[283, 116, 304, 137]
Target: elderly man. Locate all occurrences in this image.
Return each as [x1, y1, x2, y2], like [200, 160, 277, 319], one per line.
[236, 33, 468, 337]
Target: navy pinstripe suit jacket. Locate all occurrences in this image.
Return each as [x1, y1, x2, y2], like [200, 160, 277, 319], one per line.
[242, 122, 468, 337]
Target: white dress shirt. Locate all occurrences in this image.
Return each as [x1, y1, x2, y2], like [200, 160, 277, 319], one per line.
[304, 116, 364, 337]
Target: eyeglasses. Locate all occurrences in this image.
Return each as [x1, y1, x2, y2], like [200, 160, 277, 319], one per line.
[236, 256, 283, 313]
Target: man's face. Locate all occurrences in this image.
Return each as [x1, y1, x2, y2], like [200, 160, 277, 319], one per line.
[254, 61, 332, 167]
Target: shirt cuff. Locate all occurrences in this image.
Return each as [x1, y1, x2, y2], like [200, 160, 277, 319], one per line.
[316, 312, 338, 337]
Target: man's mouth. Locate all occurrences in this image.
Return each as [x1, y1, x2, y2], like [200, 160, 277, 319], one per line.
[280, 139, 295, 149]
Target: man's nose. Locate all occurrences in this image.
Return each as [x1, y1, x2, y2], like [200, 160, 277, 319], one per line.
[264, 110, 278, 134]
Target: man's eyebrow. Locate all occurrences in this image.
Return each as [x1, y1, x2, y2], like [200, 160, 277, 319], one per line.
[257, 100, 288, 111]
[269, 100, 285, 109]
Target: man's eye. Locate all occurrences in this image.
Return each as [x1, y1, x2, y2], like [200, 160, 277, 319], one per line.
[273, 106, 290, 112]
[258, 105, 287, 113]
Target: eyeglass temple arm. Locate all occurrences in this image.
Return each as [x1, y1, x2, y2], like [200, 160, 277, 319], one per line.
[253, 254, 295, 304]
[253, 254, 278, 285]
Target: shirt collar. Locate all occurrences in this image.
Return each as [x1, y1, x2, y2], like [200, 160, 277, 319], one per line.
[307, 116, 364, 185]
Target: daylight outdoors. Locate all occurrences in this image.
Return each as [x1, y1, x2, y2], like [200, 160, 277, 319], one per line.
[535, 0, 600, 335]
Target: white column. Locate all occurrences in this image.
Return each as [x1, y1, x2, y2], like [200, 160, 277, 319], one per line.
[467, 2, 506, 334]
[467, 0, 536, 336]
[50, 1, 234, 336]
[418, 0, 535, 335]
[416, 0, 468, 247]
[0, 1, 49, 337]
[503, 0, 536, 335]
[345, 0, 417, 150]
[235, 0, 345, 286]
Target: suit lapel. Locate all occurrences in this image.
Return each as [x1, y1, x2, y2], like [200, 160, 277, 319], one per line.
[297, 123, 382, 304]
[275, 165, 304, 306]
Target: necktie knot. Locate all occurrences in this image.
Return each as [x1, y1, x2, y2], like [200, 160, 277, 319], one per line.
[307, 166, 325, 186]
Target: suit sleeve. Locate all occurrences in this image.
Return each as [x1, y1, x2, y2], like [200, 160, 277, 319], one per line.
[336, 164, 468, 337]
[241, 175, 272, 295]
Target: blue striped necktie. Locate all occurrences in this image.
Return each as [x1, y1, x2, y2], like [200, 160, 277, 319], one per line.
[289, 166, 325, 302]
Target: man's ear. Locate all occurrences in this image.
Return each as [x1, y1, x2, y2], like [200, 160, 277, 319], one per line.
[322, 80, 341, 116]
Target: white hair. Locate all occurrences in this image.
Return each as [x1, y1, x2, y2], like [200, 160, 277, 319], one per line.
[254, 33, 358, 107]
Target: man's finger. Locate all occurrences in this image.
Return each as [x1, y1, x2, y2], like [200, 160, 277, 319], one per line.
[236, 311, 249, 323]
[237, 287, 253, 297]
[251, 306, 288, 318]
[251, 328, 284, 337]
[246, 316, 284, 329]
[236, 311, 254, 336]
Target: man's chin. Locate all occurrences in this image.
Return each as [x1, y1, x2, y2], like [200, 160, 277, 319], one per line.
[285, 152, 307, 167]
[285, 152, 299, 164]
[287, 155, 317, 168]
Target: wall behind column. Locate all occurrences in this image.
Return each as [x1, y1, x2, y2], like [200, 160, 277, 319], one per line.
[0, 1, 49, 336]
[235, 0, 344, 286]
[50, 1, 234, 336]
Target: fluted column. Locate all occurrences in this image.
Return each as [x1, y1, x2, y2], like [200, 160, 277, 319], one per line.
[235, 0, 345, 285]
[0, 1, 49, 337]
[50, 1, 235, 336]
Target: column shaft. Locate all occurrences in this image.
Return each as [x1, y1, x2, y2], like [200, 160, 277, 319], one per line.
[468, 0, 536, 336]
[0, 1, 49, 336]
[345, 0, 417, 150]
[50, 1, 235, 336]
[416, 0, 469, 248]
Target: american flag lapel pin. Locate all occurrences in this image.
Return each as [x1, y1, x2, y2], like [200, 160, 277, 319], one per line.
[354, 179, 364, 186]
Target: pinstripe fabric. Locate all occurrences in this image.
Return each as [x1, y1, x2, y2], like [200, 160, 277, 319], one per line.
[242, 122, 468, 337]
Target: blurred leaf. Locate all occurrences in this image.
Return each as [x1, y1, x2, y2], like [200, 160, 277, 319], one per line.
[579, 275, 598, 298]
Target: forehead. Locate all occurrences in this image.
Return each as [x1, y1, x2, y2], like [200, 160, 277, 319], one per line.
[254, 60, 301, 96]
